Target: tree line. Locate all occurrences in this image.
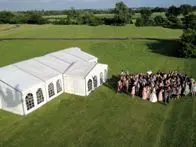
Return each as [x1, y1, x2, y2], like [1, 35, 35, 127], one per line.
[0, 1, 196, 58]
[0, 11, 47, 24]
[135, 4, 196, 27]
[1, 3, 195, 26]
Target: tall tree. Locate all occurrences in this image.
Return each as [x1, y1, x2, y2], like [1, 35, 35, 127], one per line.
[178, 14, 196, 57]
[26, 13, 47, 24]
[183, 14, 196, 29]
[179, 29, 196, 57]
[179, 4, 193, 16]
[0, 11, 15, 24]
[140, 8, 152, 22]
[67, 7, 79, 24]
[114, 1, 131, 25]
[135, 8, 153, 26]
[154, 15, 166, 26]
[166, 5, 181, 17]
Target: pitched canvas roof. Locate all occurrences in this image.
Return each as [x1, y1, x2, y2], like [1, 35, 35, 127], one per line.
[48, 51, 81, 64]
[48, 47, 97, 64]
[64, 61, 97, 78]
[14, 59, 61, 81]
[0, 65, 43, 93]
[35, 56, 71, 74]
[62, 47, 97, 62]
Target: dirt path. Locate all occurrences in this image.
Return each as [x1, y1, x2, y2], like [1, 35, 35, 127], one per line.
[0, 37, 178, 41]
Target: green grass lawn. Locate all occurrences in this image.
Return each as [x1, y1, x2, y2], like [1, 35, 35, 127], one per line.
[0, 24, 182, 39]
[0, 25, 196, 147]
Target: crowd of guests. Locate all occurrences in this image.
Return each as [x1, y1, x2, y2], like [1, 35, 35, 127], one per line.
[117, 70, 196, 104]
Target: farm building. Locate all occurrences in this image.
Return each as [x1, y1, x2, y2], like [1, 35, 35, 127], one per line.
[0, 47, 108, 115]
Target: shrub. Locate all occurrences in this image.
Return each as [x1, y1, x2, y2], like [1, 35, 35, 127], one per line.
[0, 11, 15, 24]
[26, 13, 48, 24]
[135, 18, 144, 26]
[135, 8, 154, 27]
[154, 16, 166, 26]
[135, 17, 154, 26]
[165, 15, 183, 29]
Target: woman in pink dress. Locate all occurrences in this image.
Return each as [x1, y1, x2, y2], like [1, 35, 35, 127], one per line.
[131, 85, 136, 97]
[142, 86, 148, 100]
[158, 88, 164, 102]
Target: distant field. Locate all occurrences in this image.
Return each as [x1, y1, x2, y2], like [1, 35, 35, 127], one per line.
[0, 24, 196, 147]
[44, 11, 196, 22]
[133, 12, 166, 19]
[43, 15, 67, 19]
[43, 15, 67, 22]
[95, 13, 115, 18]
[43, 12, 166, 21]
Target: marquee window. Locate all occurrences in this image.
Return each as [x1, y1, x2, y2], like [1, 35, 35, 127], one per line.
[36, 88, 44, 105]
[56, 79, 62, 93]
[88, 79, 92, 91]
[93, 76, 98, 88]
[25, 93, 35, 111]
[48, 83, 55, 98]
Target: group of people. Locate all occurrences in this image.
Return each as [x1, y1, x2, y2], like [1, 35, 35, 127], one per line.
[117, 70, 196, 104]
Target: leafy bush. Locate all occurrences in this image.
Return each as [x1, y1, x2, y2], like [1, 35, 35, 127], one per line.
[0, 11, 15, 24]
[9, 14, 28, 24]
[135, 8, 154, 27]
[135, 18, 143, 26]
[166, 5, 181, 17]
[78, 12, 103, 26]
[164, 15, 183, 29]
[167, 15, 181, 24]
[26, 13, 48, 24]
[154, 16, 166, 26]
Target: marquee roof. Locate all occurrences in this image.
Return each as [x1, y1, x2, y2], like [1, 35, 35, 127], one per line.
[62, 47, 97, 62]
[35, 55, 71, 74]
[64, 61, 97, 78]
[0, 65, 43, 93]
[14, 59, 61, 81]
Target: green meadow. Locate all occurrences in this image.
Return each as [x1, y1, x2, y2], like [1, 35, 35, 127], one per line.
[0, 24, 196, 147]
[0, 24, 182, 38]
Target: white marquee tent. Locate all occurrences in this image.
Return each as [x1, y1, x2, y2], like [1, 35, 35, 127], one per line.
[0, 65, 46, 115]
[64, 61, 108, 96]
[0, 47, 108, 115]
[14, 59, 64, 101]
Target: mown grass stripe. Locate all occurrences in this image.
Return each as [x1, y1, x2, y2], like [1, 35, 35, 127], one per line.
[152, 102, 174, 147]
